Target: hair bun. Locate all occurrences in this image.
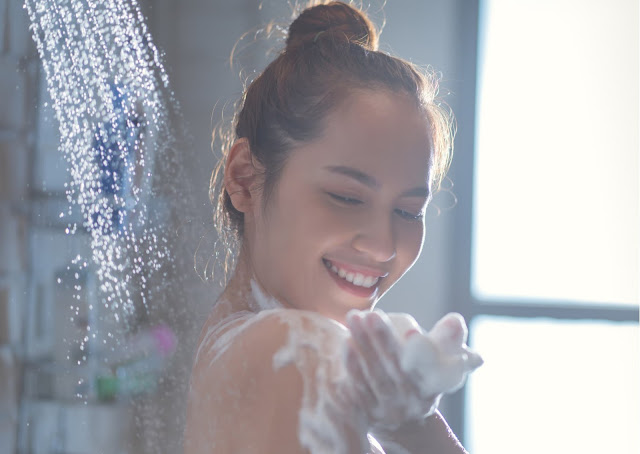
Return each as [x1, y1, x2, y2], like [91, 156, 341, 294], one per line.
[286, 2, 379, 51]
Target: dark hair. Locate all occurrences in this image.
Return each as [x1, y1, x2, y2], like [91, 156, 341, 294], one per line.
[209, 1, 454, 282]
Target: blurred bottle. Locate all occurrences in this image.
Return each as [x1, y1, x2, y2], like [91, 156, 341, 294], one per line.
[102, 324, 176, 366]
[95, 324, 176, 401]
[91, 82, 143, 235]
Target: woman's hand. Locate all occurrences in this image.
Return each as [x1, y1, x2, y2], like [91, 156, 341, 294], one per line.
[343, 310, 438, 430]
[343, 310, 483, 432]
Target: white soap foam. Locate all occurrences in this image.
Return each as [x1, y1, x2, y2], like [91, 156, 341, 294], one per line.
[342, 309, 484, 434]
[193, 282, 482, 454]
[387, 311, 483, 397]
[249, 280, 369, 453]
[399, 312, 483, 396]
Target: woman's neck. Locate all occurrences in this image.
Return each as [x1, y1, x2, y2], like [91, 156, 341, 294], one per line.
[218, 250, 254, 311]
[218, 249, 285, 314]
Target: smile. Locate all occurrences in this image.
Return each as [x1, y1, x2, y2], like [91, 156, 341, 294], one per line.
[322, 259, 380, 288]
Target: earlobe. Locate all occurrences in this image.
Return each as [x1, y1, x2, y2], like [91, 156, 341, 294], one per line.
[224, 138, 261, 213]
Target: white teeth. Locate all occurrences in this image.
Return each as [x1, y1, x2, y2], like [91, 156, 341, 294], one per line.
[362, 275, 375, 287]
[325, 260, 380, 288]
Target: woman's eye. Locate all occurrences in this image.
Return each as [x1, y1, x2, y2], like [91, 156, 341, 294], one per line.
[328, 193, 423, 220]
[396, 208, 424, 221]
[328, 193, 363, 205]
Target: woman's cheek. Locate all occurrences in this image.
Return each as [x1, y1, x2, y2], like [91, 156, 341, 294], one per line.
[398, 219, 426, 264]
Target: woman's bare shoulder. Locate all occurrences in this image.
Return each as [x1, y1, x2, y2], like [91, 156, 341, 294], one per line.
[192, 308, 347, 377]
[184, 309, 353, 454]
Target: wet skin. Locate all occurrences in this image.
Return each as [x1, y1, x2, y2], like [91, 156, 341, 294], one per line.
[229, 89, 433, 324]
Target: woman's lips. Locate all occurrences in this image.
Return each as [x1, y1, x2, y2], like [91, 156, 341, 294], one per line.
[323, 258, 388, 278]
[323, 258, 381, 298]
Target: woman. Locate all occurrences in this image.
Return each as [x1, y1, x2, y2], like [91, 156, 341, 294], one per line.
[184, 2, 480, 453]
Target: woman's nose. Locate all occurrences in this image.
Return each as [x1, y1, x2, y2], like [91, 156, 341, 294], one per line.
[351, 216, 397, 263]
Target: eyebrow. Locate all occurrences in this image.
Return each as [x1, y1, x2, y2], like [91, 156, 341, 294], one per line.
[324, 165, 430, 198]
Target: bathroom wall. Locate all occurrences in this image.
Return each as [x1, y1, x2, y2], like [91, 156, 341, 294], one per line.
[0, 0, 36, 451]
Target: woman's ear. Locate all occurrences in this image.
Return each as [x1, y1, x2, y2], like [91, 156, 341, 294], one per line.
[224, 138, 262, 213]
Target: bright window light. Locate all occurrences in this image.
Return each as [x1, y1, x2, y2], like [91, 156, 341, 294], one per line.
[472, 0, 639, 305]
[465, 316, 640, 454]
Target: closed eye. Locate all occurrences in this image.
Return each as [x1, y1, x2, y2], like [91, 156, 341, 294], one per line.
[395, 208, 425, 221]
[327, 193, 363, 205]
[329, 193, 424, 220]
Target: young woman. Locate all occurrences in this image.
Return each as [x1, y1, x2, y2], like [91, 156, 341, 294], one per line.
[184, 2, 480, 453]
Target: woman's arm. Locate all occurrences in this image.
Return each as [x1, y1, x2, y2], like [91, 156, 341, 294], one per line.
[372, 411, 467, 454]
[184, 313, 301, 454]
[184, 311, 367, 454]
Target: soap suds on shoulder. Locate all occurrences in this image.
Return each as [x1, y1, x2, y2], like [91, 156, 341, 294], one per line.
[191, 280, 482, 454]
[192, 279, 374, 453]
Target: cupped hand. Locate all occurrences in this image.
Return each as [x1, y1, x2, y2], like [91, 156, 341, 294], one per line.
[343, 310, 439, 430]
[342, 310, 483, 431]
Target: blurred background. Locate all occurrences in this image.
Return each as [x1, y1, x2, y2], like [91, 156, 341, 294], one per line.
[0, 0, 638, 453]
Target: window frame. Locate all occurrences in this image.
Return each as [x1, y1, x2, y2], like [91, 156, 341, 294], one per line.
[445, 0, 640, 444]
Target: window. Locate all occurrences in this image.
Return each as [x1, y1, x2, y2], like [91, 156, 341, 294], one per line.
[454, 1, 640, 452]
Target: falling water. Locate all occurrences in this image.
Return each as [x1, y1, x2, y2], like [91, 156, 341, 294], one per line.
[22, 0, 195, 452]
[24, 0, 177, 318]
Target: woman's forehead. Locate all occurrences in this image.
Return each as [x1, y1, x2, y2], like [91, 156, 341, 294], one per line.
[325, 90, 429, 148]
[289, 91, 432, 189]
[318, 92, 429, 167]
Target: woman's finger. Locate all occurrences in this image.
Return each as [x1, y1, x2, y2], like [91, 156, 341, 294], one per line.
[367, 314, 439, 414]
[347, 312, 397, 398]
[353, 311, 411, 405]
[369, 311, 403, 367]
[343, 341, 378, 406]
[366, 312, 406, 382]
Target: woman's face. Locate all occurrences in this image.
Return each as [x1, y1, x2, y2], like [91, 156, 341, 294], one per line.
[246, 90, 433, 323]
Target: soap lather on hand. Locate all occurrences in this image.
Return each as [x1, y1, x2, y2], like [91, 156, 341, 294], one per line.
[386, 311, 484, 400]
[343, 309, 483, 431]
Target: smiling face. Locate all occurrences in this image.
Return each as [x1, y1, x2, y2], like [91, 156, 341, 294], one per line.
[242, 89, 433, 323]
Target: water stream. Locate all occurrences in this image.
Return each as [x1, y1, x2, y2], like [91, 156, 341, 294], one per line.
[23, 0, 194, 451]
